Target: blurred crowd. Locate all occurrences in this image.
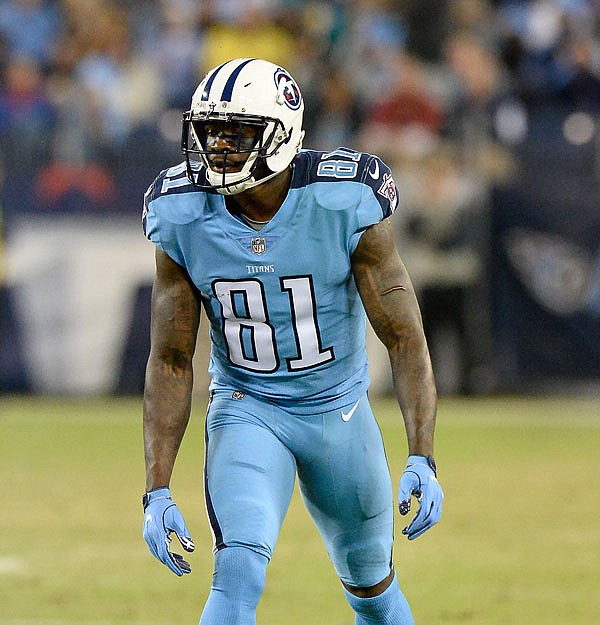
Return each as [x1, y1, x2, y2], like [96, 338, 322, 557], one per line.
[1, 0, 599, 214]
[2, 0, 600, 392]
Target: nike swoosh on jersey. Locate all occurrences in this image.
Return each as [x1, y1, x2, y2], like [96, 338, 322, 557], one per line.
[341, 399, 361, 422]
[368, 160, 380, 179]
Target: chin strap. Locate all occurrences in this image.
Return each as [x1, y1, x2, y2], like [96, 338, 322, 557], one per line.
[216, 168, 280, 195]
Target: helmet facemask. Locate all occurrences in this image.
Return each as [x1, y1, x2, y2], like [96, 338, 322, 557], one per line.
[182, 112, 287, 194]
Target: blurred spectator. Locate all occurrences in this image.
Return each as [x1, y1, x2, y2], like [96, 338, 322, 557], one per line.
[560, 31, 600, 112]
[356, 52, 445, 164]
[0, 0, 62, 68]
[496, 0, 597, 109]
[404, 0, 451, 62]
[391, 138, 494, 393]
[443, 29, 515, 185]
[199, 2, 297, 73]
[0, 166, 4, 285]
[334, 0, 407, 112]
[307, 69, 360, 150]
[0, 55, 57, 171]
[148, 0, 204, 109]
[68, 2, 163, 162]
[449, 0, 497, 41]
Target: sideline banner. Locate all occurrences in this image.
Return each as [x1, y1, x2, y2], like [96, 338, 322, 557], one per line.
[491, 183, 600, 387]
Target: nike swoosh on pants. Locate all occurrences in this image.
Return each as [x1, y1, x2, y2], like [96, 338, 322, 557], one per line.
[341, 399, 360, 422]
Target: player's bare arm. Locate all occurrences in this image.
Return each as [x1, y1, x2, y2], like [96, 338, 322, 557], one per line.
[351, 218, 437, 457]
[143, 247, 201, 491]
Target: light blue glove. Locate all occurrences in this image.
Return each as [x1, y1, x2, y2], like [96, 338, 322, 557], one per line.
[142, 487, 195, 576]
[398, 455, 443, 540]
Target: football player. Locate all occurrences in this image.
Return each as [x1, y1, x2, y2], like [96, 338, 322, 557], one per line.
[142, 58, 443, 625]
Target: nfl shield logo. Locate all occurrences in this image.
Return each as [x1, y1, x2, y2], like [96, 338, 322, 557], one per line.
[251, 236, 266, 255]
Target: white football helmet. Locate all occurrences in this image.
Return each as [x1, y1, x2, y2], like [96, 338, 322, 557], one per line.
[182, 58, 305, 195]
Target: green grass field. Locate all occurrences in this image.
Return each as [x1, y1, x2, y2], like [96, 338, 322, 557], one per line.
[1, 394, 599, 625]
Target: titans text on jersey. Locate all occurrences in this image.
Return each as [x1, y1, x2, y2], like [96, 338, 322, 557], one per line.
[143, 147, 399, 409]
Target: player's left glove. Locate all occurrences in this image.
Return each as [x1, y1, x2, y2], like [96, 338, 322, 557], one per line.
[142, 487, 195, 576]
[398, 455, 443, 540]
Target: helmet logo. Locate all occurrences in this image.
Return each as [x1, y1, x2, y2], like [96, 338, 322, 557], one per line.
[274, 68, 302, 110]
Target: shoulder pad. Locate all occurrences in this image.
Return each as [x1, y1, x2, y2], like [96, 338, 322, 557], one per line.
[295, 148, 399, 218]
[145, 161, 203, 203]
[142, 162, 208, 240]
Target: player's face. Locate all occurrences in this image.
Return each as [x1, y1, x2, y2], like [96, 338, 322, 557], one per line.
[202, 121, 260, 173]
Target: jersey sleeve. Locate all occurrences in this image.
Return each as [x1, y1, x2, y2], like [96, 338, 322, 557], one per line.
[359, 153, 399, 221]
[350, 152, 399, 253]
[141, 163, 203, 267]
[142, 174, 163, 249]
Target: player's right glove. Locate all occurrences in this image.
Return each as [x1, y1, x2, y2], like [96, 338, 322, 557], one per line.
[142, 487, 195, 576]
[398, 455, 443, 540]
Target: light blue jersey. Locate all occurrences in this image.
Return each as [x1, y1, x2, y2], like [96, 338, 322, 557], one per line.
[143, 147, 399, 409]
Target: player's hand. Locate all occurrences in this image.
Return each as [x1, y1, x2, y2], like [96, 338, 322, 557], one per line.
[142, 487, 195, 576]
[398, 455, 443, 540]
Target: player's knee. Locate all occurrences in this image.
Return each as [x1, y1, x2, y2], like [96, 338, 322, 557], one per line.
[212, 546, 268, 607]
[342, 540, 393, 589]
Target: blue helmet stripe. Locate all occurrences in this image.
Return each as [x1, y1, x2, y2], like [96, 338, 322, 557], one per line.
[201, 60, 231, 101]
[220, 58, 256, 102]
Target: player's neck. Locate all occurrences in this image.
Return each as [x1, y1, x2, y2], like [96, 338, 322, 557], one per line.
[227, 166, 292, 223]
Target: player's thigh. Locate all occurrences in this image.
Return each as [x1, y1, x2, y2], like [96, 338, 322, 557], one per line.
[205, 390, 296, 559]
[296, 395, 394, 586]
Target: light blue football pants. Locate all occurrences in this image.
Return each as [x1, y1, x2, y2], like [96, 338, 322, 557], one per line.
[199, 387, 413, 625]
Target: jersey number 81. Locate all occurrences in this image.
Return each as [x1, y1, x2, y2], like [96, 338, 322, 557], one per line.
[213, 276, 335, 373]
